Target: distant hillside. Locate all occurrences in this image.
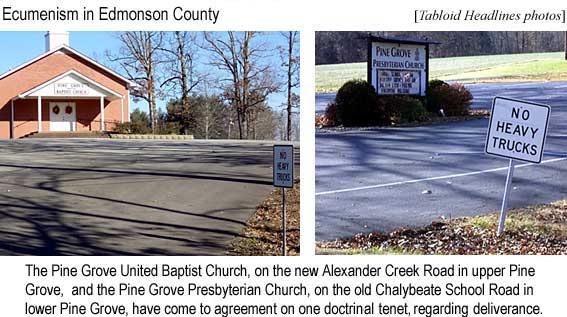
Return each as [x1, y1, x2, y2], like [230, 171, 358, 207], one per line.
[315, 52, 567, 93]
[315, 31, 566, 65]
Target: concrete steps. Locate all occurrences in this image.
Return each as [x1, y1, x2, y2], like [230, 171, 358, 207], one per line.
[110, 134, 194, 140]
[22, 131, 110, 139]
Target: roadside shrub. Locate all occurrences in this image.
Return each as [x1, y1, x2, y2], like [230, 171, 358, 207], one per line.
[335, 79, 387, 126]
[426, 81, 472, 116]
[437, 83, 472, 116]
[112, 122, 151, 134]
[426, 79, 449, 113]
[399, 98, 427, 123]
[428, 79, 447, 90]
[324, 102, 337, 126]
[380, 96, 427, 124]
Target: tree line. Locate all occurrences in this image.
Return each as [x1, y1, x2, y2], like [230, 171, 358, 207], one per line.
[316, 31, 566, 65]
[106, 31, 300, 141]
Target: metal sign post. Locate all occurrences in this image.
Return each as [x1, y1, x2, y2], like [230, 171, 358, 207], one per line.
[485, 97, 550, 235]
[273, 145, 294, 256]
[497, 159, 516, 236]
[282, 188, 286, 256]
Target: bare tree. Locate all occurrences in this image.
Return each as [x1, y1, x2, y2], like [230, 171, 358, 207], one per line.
[203, 31, 279, 139]
[250, 101, 277, 140]
[107, 32, 164, 132]
[280, 31, 300, 141]
[196, 80, 224, 139]
[160, 32, 200, 134]
[223, 104, 237, 140]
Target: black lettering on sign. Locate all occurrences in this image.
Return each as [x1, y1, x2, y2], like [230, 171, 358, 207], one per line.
[279, 152, 287, 159]
[495, 120, 539, 139]
[375, 46, 390, 57]
[492, 136, 539, 155]
[511, 107, 530, 120]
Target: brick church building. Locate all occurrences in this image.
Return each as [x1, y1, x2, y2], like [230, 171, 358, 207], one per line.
[0, 32, 132, 139]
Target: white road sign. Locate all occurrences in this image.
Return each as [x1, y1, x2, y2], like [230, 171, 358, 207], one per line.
[273, 145, 294, 188]
[485, 97, 550, 164]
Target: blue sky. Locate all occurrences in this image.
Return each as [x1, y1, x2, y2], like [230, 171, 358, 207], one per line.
[0, 31, 298, 115]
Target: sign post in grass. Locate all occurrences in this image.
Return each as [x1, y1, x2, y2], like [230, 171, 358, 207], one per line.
[485, 97, 550, 235]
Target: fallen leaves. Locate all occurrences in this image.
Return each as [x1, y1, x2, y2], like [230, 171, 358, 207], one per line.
[229, 178, 300, 256]
[318, 199, 567, 255]
[315, 114, 335, 128]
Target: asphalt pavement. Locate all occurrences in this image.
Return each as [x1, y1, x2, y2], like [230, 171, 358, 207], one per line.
[316, 81, 567, 241]
[315, 93, 336, 115]
[0, 138, 299, 255]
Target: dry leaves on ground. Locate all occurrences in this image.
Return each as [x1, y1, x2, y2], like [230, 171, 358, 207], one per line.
[318, 200, 567, 255]
[230, 178, 300, 256]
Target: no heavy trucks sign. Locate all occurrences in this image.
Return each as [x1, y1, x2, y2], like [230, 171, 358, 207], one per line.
[273, 145, 294, 256]
[485, 97, 550, 163]
[273, 145, 294, 188]
[485, 97, 551, 235]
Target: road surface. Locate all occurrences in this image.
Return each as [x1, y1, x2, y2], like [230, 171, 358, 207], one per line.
[316, 81, 567, 241]
[0, 138, 299, 255]
[316, 93, 336, 115]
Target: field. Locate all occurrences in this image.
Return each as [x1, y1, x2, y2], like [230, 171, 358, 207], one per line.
[316, 52, 567, 93]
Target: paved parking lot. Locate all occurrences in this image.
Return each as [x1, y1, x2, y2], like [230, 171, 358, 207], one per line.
[0, 138, 298, 255]
[316, 81, 567, 241]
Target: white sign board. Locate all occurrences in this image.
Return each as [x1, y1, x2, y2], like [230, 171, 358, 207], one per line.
[273, 145, 294, 188]
[54, 82, 90, 96]
[377, 70, 420, 95]
[370, 41, 427, 96]
[485, 97, 550, 163]
[29, 73, 106, 98]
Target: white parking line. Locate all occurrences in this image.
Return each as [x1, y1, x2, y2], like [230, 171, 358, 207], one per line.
[433, 151, 484, 155]
[316, 156, 567, 196]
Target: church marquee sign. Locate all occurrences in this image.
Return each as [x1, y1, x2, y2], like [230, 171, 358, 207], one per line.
[367, 35, 437, 97]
